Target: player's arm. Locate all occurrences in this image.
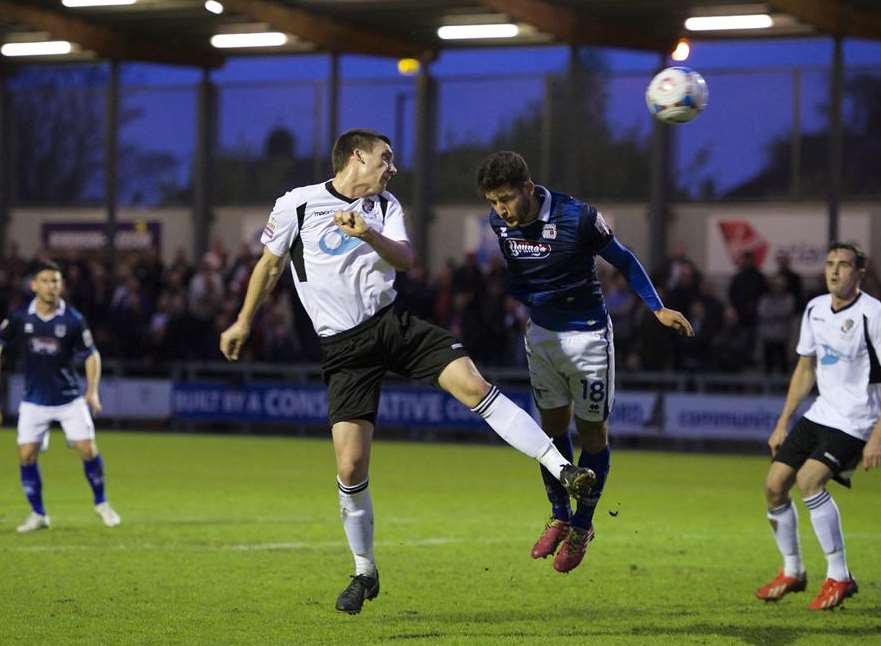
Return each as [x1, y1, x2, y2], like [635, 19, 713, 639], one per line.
[768, 355, 817, 456]
[598, 238, 694, 336]
[220, 247, 287, 361]
[334, 210, 414, 271]
[863, 417, 881, 471]
[84, 350, 103, 416]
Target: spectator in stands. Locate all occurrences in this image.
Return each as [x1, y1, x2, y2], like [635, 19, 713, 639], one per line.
[710, 306, 753, 372]
[775, 252, 803, 309]
[757, 274, 797, 374]
[605, 271, 639, 366]
[729, 250, 768, 329]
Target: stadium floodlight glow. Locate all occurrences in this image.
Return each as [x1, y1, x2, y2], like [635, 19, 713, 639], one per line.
[685, 14, 773, 31]
[671, 39, 690, 61]
[204, 0, 223, 14]
[210, 32, 288, 48]
[62, 0, 137, 6]
[437, 24, 519, 40]
[1, 41, 73, 57]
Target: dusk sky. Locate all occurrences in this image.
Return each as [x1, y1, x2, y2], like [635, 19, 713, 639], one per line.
[34, 36, 881, 202]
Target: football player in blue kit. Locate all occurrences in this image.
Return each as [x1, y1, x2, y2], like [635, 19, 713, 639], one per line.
[477, 151, 693, 572]
[0, 260, 120, 533]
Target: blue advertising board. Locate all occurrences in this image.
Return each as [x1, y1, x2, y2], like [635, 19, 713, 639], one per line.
[172, 382, 533, 428]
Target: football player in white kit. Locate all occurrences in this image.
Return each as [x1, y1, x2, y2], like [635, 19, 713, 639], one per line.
[477, 151, 694, 573]
[219, 129, 597, 614]
[756, 243, 881, 610]
[0, 260, 121, 533]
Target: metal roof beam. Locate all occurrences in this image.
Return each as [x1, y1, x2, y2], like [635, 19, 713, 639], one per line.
[221, 0, 432, 59]
[769, 0, 881, 40]
[0, 1, 223, 67]
[479, 0, 677, 51]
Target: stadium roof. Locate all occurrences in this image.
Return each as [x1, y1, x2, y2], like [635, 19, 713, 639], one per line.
[0, 1, 880, 68]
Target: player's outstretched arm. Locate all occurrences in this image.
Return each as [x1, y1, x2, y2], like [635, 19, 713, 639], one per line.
[768, 355, 816, 457]
[84, 351, 103, 416]
[334, 210, 414, 271]
[220, 247, 287, 361]
[597, 239, 694, 334]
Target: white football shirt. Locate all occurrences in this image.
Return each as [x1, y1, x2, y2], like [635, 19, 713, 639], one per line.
[260, 180, 409, 337]
[796, 291, 881, 440]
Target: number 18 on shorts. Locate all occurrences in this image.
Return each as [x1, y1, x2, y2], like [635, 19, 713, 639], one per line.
[525, 321, 614, 422]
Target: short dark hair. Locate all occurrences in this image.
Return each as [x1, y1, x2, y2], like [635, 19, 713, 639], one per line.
[33, 259, 62, 276]
[476, 151, 531, 194]
[331, 129, 391, 174]
[828, 241, 866, 269]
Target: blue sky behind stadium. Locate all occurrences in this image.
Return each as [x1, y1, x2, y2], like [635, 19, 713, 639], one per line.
[115, 37, 881, 198]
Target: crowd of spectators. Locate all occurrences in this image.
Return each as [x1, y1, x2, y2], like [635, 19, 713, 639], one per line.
[1, 241, 878, 375]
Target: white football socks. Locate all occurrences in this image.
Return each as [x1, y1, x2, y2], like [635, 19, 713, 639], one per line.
[337, 478, 376, 576]
[804, 490, 849, 581]
[767, 500, 803, 578]
[471, 385, 569, 479]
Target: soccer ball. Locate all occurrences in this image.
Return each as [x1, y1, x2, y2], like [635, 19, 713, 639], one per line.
[645, 66, 708, 124]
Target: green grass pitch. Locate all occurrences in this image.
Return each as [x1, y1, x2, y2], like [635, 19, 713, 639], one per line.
[1, 430, 880, 645]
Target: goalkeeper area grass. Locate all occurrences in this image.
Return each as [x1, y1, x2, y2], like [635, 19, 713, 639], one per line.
[1, 430, 879, 645]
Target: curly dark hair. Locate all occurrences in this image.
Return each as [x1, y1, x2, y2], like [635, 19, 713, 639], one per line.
[476, 151, 531, 194]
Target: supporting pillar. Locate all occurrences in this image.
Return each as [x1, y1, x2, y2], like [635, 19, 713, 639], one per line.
[648, 53, 671, 273]
[411, 61, 436, 268]
[193, 67, 217, 262]
[105, 60, 119, 273]
[827, 35, 844, 243]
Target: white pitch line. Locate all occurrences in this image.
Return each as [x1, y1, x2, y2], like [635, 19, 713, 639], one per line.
[1, 536, 517, 553]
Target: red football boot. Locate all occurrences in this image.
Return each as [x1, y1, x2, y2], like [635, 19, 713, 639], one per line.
[808, 576, 858, 610]
[755, 569, 807, 601]
[530, 518, 570, 559]
[553, 525, 594, 573]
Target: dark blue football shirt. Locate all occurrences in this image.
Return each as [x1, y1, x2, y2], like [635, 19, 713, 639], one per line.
[489, 186, 614, 332]
[0, 299, 97, 406]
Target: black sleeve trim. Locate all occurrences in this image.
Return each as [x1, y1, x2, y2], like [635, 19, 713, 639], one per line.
[864, 314, 881, 383]
[290, 202, 308, 282]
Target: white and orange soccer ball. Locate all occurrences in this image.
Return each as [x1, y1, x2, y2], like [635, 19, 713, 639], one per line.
[645, 66, 708, 124]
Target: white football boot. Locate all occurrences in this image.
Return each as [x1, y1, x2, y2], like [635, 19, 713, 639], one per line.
[17, 512, 50, 534]
[95, 502, 121, 527]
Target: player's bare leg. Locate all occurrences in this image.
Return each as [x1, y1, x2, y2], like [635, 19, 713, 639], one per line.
[438, 357, 595, 499]
[756, 462, 806, 600]
[555, 419, 608, 573]
[17, 441, 50, 533]
[332, 419, 380, 614]
[72, 439, 120, 527]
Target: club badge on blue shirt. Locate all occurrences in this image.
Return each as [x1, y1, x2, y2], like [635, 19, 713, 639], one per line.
[54, 324, 66, 338]
[542, 223, 557, 240]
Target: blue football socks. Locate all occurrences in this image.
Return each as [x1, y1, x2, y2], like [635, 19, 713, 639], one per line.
[571, 446, 610, 530]
[20, 463, 46, 515]
[83, 455, 106, 505]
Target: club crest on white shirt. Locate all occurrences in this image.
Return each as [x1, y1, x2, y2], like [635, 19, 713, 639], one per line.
[362, 199, 374, 213]
[841, 319, 854, 333]
[542, 224, 557, 240]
